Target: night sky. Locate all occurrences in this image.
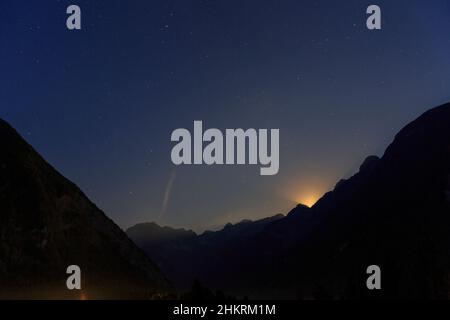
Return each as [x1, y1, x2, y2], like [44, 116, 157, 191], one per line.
[1, 1, 450, 231]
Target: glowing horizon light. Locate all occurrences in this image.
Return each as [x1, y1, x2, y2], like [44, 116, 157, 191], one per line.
[294, 193, 321, 208]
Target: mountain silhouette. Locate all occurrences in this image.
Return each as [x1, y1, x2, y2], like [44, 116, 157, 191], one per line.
[0, 118, 172, 299]
[129, 103, 450, 299]
[127, 214, 284, 290]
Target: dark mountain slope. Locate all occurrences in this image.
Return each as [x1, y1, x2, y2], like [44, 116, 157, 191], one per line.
[242, 103, 450, 299]
[0, 118, 172, 299]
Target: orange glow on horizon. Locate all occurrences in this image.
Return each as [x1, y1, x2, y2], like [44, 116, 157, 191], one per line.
[293, 192, 321, 208]
[281, 174, 332, 210]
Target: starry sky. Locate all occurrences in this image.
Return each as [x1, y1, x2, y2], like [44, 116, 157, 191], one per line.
[1, 0, 450, 231]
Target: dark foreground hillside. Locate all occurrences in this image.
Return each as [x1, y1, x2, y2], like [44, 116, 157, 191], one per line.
[0, 118, 172, 299]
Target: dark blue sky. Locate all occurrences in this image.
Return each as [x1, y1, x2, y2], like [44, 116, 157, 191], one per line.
[1, 1, 450, 231]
